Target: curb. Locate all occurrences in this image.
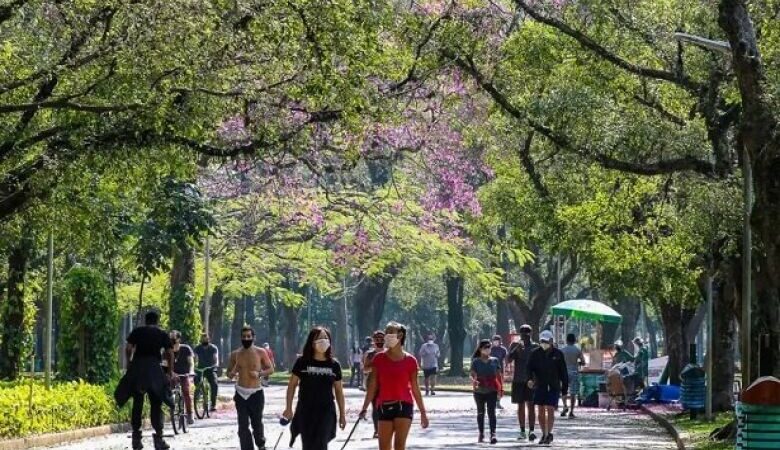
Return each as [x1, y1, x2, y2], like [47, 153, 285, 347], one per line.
[0, 421, 144, 450]
[640, 405, 686, 450]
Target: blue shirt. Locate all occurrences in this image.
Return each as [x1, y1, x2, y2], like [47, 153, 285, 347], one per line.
[471, 357, 502, 393]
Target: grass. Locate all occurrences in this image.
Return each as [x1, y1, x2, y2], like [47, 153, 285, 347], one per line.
[670, 412, 735, 450]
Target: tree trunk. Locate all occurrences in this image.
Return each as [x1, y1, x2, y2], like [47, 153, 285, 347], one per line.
[353, 273, 395, 341]
[719, 0, 780, 379]
[0, 236, 32, 380]
[230, 296, 246, 353]
[169, 241, 201, 343]
[615, 297, 641, 353]
[658, 301, 697, 385]
[446, 273, 467, 376]
[712, 265, 738, 411]
[646, 314, 659, 359]
[333, 294, 350, 365]
[208, 286, 224, 348]
[281, 302, 301, 369]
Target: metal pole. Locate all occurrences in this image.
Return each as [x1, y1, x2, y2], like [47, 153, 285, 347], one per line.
[742, 148, 753, 387]
[44, 232, 53, 389]
[203, 235, 211, 333]
[705, 272, 714, 420]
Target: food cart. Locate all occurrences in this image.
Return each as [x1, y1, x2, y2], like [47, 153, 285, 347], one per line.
[550, 299, 623, 406]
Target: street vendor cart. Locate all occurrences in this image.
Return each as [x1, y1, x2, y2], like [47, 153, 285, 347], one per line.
[550, 299, 623, 407]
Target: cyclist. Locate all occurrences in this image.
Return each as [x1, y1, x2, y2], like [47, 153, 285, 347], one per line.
[194, 333, 219, 412]
[227, 325, 274, 450]
[170, 330, 195, 425]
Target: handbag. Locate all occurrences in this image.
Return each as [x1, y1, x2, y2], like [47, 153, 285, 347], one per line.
[380, 400, 402, 415]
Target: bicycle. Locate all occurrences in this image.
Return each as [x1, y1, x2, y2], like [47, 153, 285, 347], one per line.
[194, 365, 217, 419]
[170, 374, 190, 434]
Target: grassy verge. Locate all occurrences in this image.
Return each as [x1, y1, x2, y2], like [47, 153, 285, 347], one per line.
[670, 412, 735, 450]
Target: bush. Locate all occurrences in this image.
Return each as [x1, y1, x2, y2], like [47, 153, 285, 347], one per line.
[0, 380, 124, 439]
[58, 267, 118, 384]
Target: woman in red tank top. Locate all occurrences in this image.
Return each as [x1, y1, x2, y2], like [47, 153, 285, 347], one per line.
[359, 322, 428, 450]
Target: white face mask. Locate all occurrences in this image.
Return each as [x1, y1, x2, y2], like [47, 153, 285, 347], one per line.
[314, 339, 330, 353]
[427, 340, 434, 345]
[384, 334, 399, 349]
[540, 342, 551, 350]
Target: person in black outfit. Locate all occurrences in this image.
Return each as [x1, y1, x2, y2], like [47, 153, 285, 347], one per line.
[283, 326, 347, 450]
[527, 330, 568, 446]
[194, 333, 219, 412]
[121, 310, 174, 450]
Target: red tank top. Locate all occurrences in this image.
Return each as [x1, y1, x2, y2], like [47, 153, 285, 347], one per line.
[373, 352, 418, 405]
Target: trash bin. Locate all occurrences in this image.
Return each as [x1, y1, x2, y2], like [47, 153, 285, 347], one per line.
[736, 377, 780, 449]
[680, 364, 705, 418]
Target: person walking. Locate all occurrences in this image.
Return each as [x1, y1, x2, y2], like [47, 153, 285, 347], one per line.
[360, 322, 429, 450]
[559, 333, 585, 419]
[360, 336, 374, 391]
[471, 339, 503, 444]
[194, 333, 220, 412]
[227, 326, 274, 450]
[418, 334, 440, 396]
[350, 346, 363, 387]
[283, 327, 347, 450]
[362, 330, 385, 439]
[115, 310, 174, 450]
[633, 337, 649, 388]
[490, 335, 508, 409]
[527, 330, 568, 446]
[508, 324, 539, 442]
[262, 343, 275, 386]
[170, 330, 195, 425]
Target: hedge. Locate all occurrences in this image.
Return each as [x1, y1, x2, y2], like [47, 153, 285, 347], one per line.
[0, 379, 135, 439]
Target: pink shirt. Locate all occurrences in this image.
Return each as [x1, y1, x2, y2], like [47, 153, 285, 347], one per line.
[373, 352, 418, 405]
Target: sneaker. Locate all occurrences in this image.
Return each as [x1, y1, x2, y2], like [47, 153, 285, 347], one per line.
[490, 434, 497, 445]
[517, 431, 527, 440]
[529, 432, 537, 442]
[537, 434, 549, 446]
[431, 390, 436, 396]
[187, 414, 194, 425]
[568, 411, 576, 419]
[425, 389, 430, 396]
[560, 407, 569, 417]
[478, 434, 485, 443]
[547, 433, 554, 445]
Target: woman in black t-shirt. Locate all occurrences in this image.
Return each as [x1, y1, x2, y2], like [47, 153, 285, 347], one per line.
[283, 326, 347, 450]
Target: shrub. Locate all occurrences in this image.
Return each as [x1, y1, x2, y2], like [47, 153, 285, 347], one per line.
[0, 380, 124, 438]
[57, 267, 119, 384]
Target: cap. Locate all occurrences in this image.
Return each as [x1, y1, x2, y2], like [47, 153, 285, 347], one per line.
[539, 330, 554, 343]
[633, 337, 643, 345]
[519, 324, 532, 334]
[492, 334, 502, 341]
[614, 339, 623, 347]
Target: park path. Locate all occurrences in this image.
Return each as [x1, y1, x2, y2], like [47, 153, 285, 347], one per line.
[40, 386, 674, 449]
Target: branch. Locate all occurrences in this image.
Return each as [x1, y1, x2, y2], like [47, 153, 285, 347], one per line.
[447, 51, 717, 177]
[514, 0, 702, 92]
[0, 100, 142, 114]
[674, 32, 731, 54]
[517, 132, 551, 199]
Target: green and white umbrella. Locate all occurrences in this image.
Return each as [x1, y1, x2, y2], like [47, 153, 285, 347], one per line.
[551, 299, 623, 324]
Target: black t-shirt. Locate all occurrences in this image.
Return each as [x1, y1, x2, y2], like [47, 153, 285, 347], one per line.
[173, 344, 193, 374]
[292, 357, 342, 407]
[127, 326, 172, 360]
[194, 343, 219, 368]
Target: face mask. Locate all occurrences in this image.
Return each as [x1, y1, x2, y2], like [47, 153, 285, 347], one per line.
[384, 334, 399, 348]
[201, 340, 209, 346]
[492, 341, 500, 347]
[315, 339, 331, 353]
[241, 339, 253, 349]
[428, 339, 434, 344]
[480, 348, 490, 357]
[540, 342, 551, 350]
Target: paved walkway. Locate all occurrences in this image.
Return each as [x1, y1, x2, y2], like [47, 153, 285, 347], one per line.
[41, 386, 675, 449]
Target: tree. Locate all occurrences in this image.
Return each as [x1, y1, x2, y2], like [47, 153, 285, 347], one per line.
[0, 233, 33, 380]
[58, 267, 118, 384]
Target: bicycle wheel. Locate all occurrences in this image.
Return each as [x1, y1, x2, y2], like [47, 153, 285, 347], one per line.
[170, 392, 180, 435]
[179, 390, 188, 433]
[194, 384, 207, 419]
[203, 383, 211, 418]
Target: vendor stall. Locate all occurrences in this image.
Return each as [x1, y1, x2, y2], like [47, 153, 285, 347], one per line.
[550, 299, 623, 406]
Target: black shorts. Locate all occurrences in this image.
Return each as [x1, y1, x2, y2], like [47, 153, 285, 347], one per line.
[377, 401, 414, 421]
[511, 381, 534, 404]
[423, 367, 438, 378]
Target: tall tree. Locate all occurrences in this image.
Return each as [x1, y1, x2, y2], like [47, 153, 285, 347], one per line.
[0, 234, 32, 380]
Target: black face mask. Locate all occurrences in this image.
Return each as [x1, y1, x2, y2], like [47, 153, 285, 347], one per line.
[201, 340, 209, 346]
[241, 339, 253, 349]
[521, 334, 531, 343]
